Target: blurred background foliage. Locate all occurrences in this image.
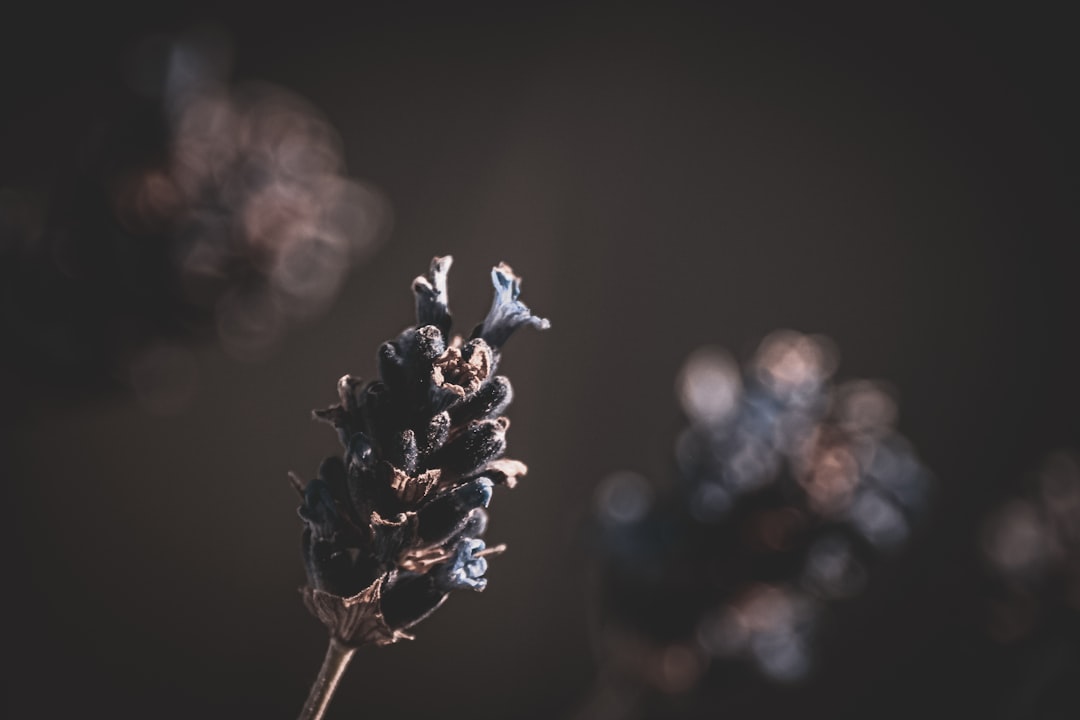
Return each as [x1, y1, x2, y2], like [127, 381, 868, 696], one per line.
[2, 1, 1077, 718]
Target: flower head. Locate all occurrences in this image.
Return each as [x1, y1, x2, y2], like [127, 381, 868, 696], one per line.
[295, 256, 547, 646]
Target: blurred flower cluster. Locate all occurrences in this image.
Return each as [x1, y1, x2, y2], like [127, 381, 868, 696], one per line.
[981, 450, 1080, 644]
[0, 27, 388, 409]
[587, 331, 932, 703]
[295, 257, 548, 644]
[157, 29, 390, 361]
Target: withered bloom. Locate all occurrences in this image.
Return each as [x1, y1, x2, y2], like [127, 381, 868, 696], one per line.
[294, 256, 548, 651]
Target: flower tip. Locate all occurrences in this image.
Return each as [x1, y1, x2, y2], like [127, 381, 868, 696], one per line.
[336, 374, 363, 409]
[288, 471, 306, 495]
[490, 262, 519, 296]
[478, 477, 494, 508]
[479, 261, 549, 347]
[416, 256, 452, 288]
[414, 256, 454, 332]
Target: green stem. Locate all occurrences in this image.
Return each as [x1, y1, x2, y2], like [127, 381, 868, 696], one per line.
[298, 638, 356, 720]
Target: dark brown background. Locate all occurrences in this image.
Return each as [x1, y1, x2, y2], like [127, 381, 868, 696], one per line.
[3, 2, 1077, 718]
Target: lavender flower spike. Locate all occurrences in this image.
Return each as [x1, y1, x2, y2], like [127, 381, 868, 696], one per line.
[294, 256, 548, 720]
[299, 257, 547, 643]
[476, 262, 551, 349]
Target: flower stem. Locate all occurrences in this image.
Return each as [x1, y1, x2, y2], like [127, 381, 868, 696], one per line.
[298, 637, 356, 720]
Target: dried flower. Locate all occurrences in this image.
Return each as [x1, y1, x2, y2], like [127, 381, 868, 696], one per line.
[294, 256, 548, 649]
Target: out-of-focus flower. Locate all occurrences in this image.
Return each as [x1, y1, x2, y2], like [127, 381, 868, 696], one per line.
[294, 256, 548, 646]
[586, 331, 931, 704]
[982, 450, 1080, 643]
[975, 450, 1080, 718]
[160, 30, 391, 361]
[0, 27, 389, 408]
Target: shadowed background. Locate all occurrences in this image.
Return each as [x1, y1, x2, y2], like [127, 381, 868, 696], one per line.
[3, 1, 1077, 718]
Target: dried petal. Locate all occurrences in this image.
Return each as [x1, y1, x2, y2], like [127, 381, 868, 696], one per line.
[390, 467, 442, 505]
[434, 538, 494, 592]
[412, 255, 453, 338]
[467, 457, 529, 488]
[476, 263, 550, 348]
[431, 338, 493, 402]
